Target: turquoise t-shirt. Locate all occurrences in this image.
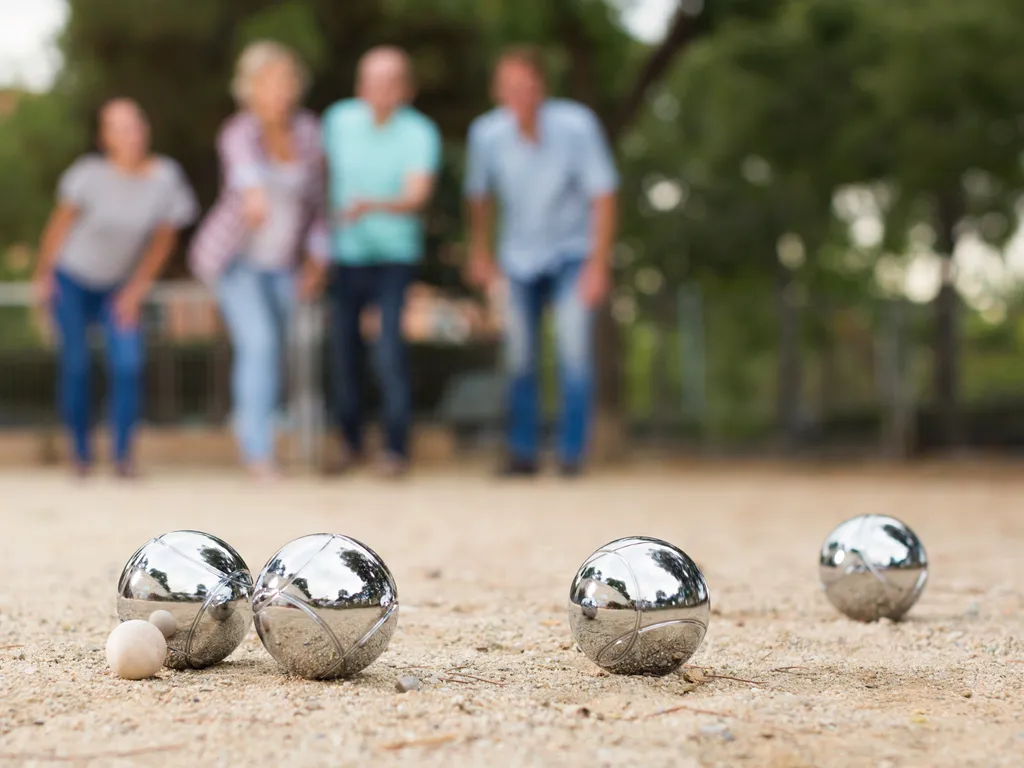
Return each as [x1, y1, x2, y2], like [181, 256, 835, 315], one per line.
[322, 99, 442, 265]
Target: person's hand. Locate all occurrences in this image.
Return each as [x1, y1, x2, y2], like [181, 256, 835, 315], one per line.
[32, 270, 57, 306]
[112, 284, 145, 329]
[340, 199, 376, 223]
[298, 260, 328, 302]
[579, 257, 612, 308]
[243, 187, 268, 229]
[466, 247, 498, 292]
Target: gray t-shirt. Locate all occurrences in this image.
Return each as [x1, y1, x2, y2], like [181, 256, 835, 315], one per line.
[56, 154, 198, 288]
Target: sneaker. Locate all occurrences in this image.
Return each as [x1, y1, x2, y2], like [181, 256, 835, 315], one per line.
[114, 461, 139, 480]
[496, 457, 539, 478]
[558, 461, 584, 478]
[322, 443, 362, 476]
[247, 462, 282, 482]
[376, 452, 410, 479]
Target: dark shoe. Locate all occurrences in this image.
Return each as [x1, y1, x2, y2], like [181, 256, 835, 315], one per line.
[322, 443, 362, 476]
[376, 452, 409, 479]
[114, 460, 138, 480]
[558, 462, 584, 478]
[72, 460, 91, 479]
[496, 457, 539, 478]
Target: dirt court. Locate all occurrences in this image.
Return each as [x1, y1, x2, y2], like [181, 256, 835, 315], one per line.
[0, 464, 1022, 767]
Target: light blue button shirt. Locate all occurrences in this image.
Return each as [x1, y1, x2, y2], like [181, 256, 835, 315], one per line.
[322, 99, 442, 265]
[463, 99, 618, 279]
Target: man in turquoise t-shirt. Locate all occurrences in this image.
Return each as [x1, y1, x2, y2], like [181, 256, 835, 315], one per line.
[321, 46, 442, 476]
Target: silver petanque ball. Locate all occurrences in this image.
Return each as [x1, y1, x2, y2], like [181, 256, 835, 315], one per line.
[568, 537, 710, 676]
[252, 534, 398, 680]
[117, 530, 253, 669]
[820, 514, 928, 622]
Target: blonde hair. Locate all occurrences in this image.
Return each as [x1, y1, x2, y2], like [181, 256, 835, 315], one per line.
[231, 40, 309, 106]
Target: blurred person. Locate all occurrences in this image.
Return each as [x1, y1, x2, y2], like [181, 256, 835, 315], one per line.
[317, 46, 442, 477]
[464, 46, 619, 477]
[33, 98, 197, 478]
[190, 41, 328, 481]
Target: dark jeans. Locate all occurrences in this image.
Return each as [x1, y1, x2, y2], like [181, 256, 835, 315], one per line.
[327, 263, 415, 458]
[52, 270, 144, 464]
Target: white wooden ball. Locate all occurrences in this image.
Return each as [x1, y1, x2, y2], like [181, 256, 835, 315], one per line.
[106, 620, 167, 680]
[148, 610, 178, 639]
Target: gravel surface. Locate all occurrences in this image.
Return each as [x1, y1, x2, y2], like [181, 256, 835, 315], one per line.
[0, 466, 1022, 767]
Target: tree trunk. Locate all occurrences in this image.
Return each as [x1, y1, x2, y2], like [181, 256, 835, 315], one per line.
[932, 188, 965, 450]
[776, 266, 802, 451]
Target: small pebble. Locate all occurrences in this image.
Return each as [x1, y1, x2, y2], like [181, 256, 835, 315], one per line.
[962, 690, 973, 698]
[396, 675, 421, 693]
[106, 620, 166, 680]
[148, 610, 178, 639]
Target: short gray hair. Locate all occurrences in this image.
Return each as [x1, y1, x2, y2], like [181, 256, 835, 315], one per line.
[231, 40, 309, 106]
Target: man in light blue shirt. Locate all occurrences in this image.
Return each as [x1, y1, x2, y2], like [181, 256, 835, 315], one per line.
[465, 46, 619, 477]
[321, 46, 442, 476]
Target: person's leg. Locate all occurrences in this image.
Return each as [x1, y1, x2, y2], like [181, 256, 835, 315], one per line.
[216, 262, 282, 473]
[100, 290, 145, 474]
[552, 259, 595, 473]
[326, 265, 368, 463]
[267, 269, 297, 423]
[370, 264, 414, 472]
[51, 271, 98, 470]
[503, 273, 546, 472]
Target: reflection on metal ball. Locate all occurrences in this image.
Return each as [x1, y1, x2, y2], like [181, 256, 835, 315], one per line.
[117, 530, 253, 669]
[252, 534, 399, 680]
[819, 514, 928, 622]
[568, 536, 710, 676]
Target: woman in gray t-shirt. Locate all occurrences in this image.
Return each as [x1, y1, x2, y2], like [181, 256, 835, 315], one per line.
[32, 98, 197, 477]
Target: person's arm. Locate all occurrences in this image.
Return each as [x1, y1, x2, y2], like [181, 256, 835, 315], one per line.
[299, 113, 330, 298]
[34, 204, 78, 285]
[462, 120, 498, 289]
[344, 120, 442, 219]
[218, 114, 267, 227]
[115, 162, 198, 327]
[577, 108, 620, 306]
[34, 157, 93, 303]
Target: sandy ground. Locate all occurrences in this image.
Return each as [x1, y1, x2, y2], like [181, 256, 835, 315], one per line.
[0, 464, 1022, 767]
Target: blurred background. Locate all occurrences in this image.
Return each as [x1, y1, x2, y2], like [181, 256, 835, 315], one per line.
[2, 0, 1024, 467]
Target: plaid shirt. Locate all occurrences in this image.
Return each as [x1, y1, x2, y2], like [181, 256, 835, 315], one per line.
[189, 109, 328, 285]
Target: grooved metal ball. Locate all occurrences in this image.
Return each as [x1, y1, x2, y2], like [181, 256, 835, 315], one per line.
[820, 515, 928, 622]
[116, 530, 253, 669]
[252, 534, 398, 680]
[568, 536, 710, 676]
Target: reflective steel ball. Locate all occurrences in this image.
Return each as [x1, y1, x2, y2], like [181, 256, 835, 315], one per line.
[252, 534, 398, 679]
[117, 530, 253, 669]
[820, 515, 928, 622]
[568, 537, 710, 676]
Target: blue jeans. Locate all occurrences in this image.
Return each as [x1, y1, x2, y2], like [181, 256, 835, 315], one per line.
[327, 264, 414, 458]
[52, 270, 144, 464]
[216, 261, 294, 464]
[505, 259, 594, 465]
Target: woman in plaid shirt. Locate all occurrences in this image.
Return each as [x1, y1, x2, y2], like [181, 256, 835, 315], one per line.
[190, 41, 328, 480]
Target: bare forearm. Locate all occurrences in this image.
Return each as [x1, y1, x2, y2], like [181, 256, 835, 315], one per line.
[35, 207, 76, 278]
[589, 193, 617, 266]
[370, 176, 435, 216]
[128, 228, 178, 292]
[468, 197, 494, 252]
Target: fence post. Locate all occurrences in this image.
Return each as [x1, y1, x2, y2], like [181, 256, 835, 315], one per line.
[290, 299, 326, 471]
[677, 284, 707, 432]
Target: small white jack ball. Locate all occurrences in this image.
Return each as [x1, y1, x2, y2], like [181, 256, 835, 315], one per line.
[106, 620, 167, 680]
[148, 610, 178, 639]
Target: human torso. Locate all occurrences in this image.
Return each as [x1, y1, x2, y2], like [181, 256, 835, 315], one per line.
[475, 101, 597, 278]
[323, 100, 434, 265]
[59, 156, 184, 288]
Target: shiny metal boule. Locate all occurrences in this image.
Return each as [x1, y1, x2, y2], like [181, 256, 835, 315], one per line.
[568, 536, 710, 676]
[117, 530, 253, 669]
[819, 514, 928, 622]
[252, 534, 398, 680]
